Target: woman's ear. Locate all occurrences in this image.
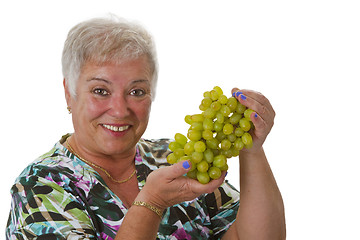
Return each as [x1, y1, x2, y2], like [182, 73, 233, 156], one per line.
[63, 78, 72, 108]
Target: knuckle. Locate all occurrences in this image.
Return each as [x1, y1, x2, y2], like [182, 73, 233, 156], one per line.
[260, 105, 267, 115]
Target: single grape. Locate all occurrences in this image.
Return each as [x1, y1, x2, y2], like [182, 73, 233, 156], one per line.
[201, 97, 213, 108]
[221, 149, 232, 158]
[210, 101, 221, 111]
[184, 141, 195, 155]
[168, 141, 182, 151]
[187, 169, 197, 179]
[206, 138, 219, 149]
[234, 138, 245, 150]
[191, 114, 204, 122]
[203, 91, 211, 98]
[244, 109, 255, 120]
[220, 105, 231, 117]
[166, 153, 178, 164]
[187, 130, 202, 141]
[210, 90, 219, 101]
[199, 104, 207, 111]
[234, 127, 244, 137]
[242, 132, 253, 146]
[213, 86, 223, 95]
[203, 149, 214, 163]
[184, 115, 193, 125]
[235, 103, 247, 114]
[194, 141, 206, 152]
[219, 163, 229, 171]
[203, 118, 214, 131]
[202, 129, 214, 140]
[208, 166, 222, 179]
[218, 94, 228, 104]
[190, 122, 204, 131]
[213, 154, 227, 168]
[227, 133, 237, 143]
[239, 118, 251, 131]
[229, 113, 242, 125]
[213, 121, 224, 133]
[230, 146, 239, 157]
[197, 171, 210, 184]
[191, 151, 203, 163]
[226, 97, 238, 111]
[215, 112, 225, 123]
[223, 123, 234, 135]
[174, 133, 187, 146]
[215, 131, 227, 141]
[197, 160, 209, 173]
[203, 108, 216, 119]
[173, 148, 185, 158]
[220, 139, 232, 150]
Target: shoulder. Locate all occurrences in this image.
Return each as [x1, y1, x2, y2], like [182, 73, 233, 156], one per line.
[12, 138, 95, 196]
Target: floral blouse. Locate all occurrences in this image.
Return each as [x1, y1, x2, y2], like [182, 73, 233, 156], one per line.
[6, 134, 240, 240]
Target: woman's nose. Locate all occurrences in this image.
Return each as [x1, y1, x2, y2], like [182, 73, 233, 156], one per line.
[108, 94, 131, 118]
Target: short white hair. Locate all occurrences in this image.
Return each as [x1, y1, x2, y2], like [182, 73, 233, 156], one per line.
[62, 15, 158, 100]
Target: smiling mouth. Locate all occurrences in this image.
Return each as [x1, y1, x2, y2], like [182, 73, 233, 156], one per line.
[102, 124, 130, 132]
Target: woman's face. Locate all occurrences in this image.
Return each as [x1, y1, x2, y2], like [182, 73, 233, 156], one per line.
[65, 56, 152, 158]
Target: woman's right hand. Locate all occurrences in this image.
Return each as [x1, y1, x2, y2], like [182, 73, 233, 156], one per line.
[136, 160, 226, 211]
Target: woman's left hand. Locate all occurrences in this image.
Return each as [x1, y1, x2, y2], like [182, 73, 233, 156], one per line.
[231, 88, 276, 152]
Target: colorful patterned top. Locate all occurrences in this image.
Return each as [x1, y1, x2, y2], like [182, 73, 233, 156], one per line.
[6, 134, 240, 240]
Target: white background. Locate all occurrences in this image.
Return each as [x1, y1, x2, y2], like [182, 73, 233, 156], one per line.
[1, 0, 359, 239]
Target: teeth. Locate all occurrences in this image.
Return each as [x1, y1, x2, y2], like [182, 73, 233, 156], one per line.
[103, 124, 130, 132]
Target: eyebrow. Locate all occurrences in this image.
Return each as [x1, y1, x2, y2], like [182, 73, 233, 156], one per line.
[131, 79, 150, 85]
[87, 78, 150, 85]
[87, 78, 111, 84]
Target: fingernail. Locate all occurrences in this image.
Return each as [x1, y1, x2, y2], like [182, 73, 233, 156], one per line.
[240, 94, 247, 100]
[236, 92, 242, 97]
[232, 91, 243, 97]
[225, 172, 228, 177]
[254, 113, 258, 118]
[182, 161, 190, 169]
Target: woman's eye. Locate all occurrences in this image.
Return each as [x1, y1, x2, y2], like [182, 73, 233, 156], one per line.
[130, 89, 146, 97]
[93, 88, 109, 96]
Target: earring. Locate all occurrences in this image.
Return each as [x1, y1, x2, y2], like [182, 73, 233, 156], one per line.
[67, 106, 72, 114]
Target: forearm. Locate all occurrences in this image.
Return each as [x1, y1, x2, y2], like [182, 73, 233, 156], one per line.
[115, 160, 227, 239]
[115, 191, 164, 240]
[224, 148, 286, 239]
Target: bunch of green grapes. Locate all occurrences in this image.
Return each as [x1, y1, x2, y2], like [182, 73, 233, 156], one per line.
[166, 86, 255, 184]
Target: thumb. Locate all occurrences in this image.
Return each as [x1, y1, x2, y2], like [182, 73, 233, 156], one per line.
[164, 160, 192, 179]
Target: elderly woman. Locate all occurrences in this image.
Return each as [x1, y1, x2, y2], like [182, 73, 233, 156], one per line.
[6, 16, 285, 240]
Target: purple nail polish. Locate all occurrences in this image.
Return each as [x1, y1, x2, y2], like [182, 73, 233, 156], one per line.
[254, 113, 258, 118]
[235, 92, 241, 97]
[240, 94, 247, 100]
[182, 161, 190, 169]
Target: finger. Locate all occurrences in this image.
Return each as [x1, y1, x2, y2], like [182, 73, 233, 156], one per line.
[232, 88, 274, 112]
[232, 88, 271, 107]
[249, 111, 270, 137]
[245, 97, 274, 136]
[162, 160, 192, 180]
[232, 90, 275, 125]
[237, 89, 275, 118]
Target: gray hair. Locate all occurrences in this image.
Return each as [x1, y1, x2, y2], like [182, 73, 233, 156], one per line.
[62, 15, 158, 100]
